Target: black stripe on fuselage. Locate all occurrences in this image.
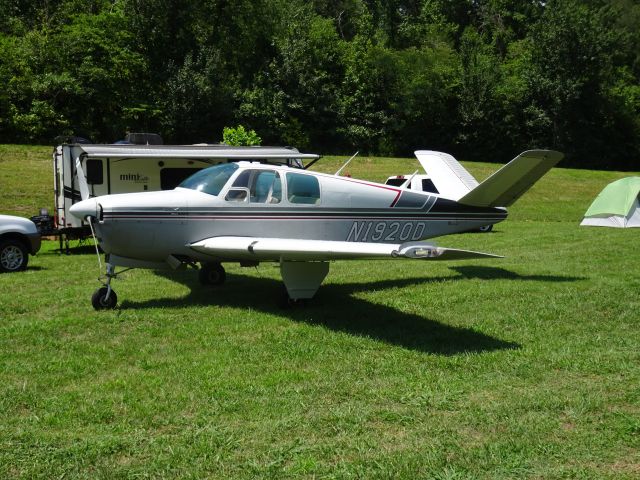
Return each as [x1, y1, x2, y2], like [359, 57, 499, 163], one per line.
[102, 208, 507, 222]
[431, 197, 505, 214]
[102, 198, 506, 220]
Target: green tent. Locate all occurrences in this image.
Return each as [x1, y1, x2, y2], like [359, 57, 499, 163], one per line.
[581, 177, 640, 228]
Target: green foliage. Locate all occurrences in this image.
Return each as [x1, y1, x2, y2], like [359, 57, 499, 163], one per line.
[0, 0, 639, 169]
[222, 125, 262, 146]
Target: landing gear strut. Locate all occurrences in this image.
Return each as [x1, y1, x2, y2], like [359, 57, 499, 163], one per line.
[91, 263, 118, 310]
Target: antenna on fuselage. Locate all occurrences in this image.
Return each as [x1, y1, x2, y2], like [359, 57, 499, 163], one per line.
[400, 169, 420, 189]
[334, 151, 359, 176]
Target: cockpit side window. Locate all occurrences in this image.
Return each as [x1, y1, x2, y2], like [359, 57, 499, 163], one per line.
[232, 170, 251, 188]
[178, 163, 238, 196]
[251, 171, 281, 203]
[231, 169, 282, 204]
[223, 169, 283, 204]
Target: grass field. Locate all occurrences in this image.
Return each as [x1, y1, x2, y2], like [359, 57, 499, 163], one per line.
[1, 145, 639, 478]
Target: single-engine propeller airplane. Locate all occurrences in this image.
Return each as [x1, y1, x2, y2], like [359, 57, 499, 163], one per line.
[70, 148, 562, 309]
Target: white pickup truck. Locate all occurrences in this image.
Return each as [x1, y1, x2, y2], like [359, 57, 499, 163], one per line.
[0, 215, 41, 272]
[384, 174, 440, 194]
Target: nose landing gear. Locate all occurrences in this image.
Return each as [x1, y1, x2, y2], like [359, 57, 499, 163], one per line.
[91, 263, 119, 310]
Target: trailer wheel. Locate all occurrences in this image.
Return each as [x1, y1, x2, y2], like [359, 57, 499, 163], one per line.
[91, 287, 118, 310]
[478, 225, 493, 233]
[199, 262, 226, 286]
[0, 239, 29, 272]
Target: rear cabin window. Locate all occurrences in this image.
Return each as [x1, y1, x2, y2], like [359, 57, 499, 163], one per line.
[286, 173, 320, 205]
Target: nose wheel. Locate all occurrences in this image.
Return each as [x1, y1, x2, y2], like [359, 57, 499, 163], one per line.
[91, 263, 118, 310]
[92, 286, 118, 310]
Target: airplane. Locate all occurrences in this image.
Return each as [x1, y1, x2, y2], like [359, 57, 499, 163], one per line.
[69, 149, 563, 310]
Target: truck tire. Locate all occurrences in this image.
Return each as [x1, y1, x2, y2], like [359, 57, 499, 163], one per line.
[0, 239, 29, 272]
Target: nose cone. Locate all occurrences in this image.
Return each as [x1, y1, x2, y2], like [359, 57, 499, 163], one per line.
[70, 198, 99, 220]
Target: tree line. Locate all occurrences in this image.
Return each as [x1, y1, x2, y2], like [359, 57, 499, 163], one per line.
[1, 0, 639, 169]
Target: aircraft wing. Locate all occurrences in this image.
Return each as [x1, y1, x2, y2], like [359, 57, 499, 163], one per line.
[189, 236, 502, 262]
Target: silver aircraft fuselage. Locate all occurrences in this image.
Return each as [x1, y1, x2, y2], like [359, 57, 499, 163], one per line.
[71, 161, 507, 266]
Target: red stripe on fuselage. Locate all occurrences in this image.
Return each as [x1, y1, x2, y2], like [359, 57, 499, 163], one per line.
[330, 176, 403, 207]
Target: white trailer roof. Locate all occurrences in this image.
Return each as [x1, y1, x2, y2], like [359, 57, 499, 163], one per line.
[74, 145, 320, 160]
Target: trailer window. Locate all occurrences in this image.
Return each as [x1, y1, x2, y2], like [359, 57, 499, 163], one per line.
[86, 159, 103, 185]
[161, 168, 202, 190]
[178, 163, 238, 196]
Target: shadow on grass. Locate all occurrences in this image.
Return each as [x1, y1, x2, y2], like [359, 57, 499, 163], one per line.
[116, 269, 548, 355]
[26, 265, 46, 272]
[450, 266, 586, 282]
[39, 245, 98, 256]
[0, 265, 46, 273]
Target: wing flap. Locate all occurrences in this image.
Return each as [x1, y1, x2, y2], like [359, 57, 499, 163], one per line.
[190, 236, 502, 262]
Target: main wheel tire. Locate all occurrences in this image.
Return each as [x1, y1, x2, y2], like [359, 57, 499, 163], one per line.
[278, 287, 307, 309]
[199, 262, 226, 286]
[278, 289, 293, 309]
[0, 240, 28, 272]
[478, 224, 493, 233]
[91, 287, 118, 310]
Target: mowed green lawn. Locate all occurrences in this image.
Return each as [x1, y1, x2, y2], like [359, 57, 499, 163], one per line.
[1, 145, 638, 479]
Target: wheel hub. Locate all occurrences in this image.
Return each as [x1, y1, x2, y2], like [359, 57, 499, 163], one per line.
[1, 246, 24, 270]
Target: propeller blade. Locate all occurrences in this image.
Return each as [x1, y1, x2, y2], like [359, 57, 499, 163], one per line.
[74, 156, 90, 201]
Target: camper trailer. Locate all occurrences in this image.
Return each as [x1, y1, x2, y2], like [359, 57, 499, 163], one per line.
[48, 143, 319, 242]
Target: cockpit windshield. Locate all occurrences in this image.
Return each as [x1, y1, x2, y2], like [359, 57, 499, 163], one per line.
[178, 163, 239, 196]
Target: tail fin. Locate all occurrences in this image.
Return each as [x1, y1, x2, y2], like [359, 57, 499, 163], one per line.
[458, 150, 563, 207]
[415, 150, 479, 200]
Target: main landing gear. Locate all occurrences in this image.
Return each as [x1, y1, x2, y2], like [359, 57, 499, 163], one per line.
[199, 262, 226, 286]
[279, 287, 308, 309]
[92, 263, 118, 310]
[278, 261, 329, 309]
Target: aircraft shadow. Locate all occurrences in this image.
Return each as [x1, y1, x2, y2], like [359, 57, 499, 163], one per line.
[115, 269, 549, 355]
[449, 266, 586, 283]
